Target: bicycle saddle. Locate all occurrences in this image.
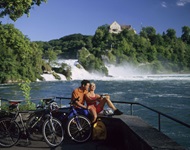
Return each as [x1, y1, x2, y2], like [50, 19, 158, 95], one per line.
[9, 100, 23, 105]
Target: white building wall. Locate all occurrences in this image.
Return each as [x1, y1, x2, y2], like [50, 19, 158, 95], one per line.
[109, 21, 122, 34]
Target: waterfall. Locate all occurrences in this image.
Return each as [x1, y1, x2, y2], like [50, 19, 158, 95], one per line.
[40, 59, 190, 81]
[57, 59, 103, 80]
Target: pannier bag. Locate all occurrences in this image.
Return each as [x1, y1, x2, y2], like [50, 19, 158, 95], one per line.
[92, 118, 107, 140]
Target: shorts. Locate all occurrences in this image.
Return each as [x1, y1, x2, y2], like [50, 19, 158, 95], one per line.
[88, 104, 103, 114]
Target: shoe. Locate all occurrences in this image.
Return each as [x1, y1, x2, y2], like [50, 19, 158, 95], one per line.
[103, 109, 114, 116]
[114, 109, 123, 115]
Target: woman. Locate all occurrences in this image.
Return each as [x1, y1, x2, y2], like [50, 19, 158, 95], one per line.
[85, 82, 123, 123]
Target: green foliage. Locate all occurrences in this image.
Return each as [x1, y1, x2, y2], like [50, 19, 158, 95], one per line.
[19, 79, 31, 101]
[52, 63, 72, 80]
[0, 102, 9, 111]
[0, 0, 47, 21]
[52, 72, 61, 80]
[18, 79, 36, 110]
[0, 24, 43, 83]
[43, 34, 92, 59]
[44, 48, 58, 63]
[0, 0, 189, 77]
[181, 26, 190, 44]
[1, 21, 190, 83]
[78, 47, 108, 75]
[36, 24, 190, 74]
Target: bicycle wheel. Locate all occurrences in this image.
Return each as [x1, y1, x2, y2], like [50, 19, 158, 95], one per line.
[67, 115, 92, 143]
[0, 118, 20, 147]
[43, 118, 64, 147]
[26, 114, 44, 141]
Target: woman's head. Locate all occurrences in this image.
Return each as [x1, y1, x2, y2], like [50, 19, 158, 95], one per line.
[90, 82, 96, 91]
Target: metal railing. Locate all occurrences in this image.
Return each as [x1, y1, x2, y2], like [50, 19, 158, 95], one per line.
[112, 101, 190, 132]
[54, 97, 190, 132]
[1, 97, 190, 132]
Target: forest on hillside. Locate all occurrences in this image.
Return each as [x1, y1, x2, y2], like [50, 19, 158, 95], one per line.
[1, 23, 190, 83]
[36, 24, 190, 76]
[0, 1, 190, 83]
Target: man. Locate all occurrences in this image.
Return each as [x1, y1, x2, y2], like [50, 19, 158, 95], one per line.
[71, 79, 90, 109]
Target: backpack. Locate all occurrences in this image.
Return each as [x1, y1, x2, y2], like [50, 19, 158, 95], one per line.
[92, 118, 107, 140]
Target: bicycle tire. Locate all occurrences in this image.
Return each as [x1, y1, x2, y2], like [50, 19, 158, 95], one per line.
[43, 118, 64, 147]
[26, 114, 44, 141]
[67, 115, 92, 143]
[0, 117, 21, 147]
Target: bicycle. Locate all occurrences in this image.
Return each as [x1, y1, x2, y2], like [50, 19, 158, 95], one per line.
[21, 96, 92, 144]
[0, 99, 64, 148]
[26, 98, 56, 141]
[52, 97, 92, 143]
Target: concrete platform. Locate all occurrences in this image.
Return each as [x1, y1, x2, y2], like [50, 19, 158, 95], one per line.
[101, 114, 185, 150]
[0, 114, 185, 150]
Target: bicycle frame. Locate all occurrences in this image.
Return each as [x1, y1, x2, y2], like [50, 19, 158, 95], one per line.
[9, 103, 29, 139]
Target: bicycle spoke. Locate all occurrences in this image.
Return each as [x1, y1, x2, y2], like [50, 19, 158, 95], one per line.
[0, 118, 20, 147]
[43, 118, 64, 147]
[67, 116, 91, 143]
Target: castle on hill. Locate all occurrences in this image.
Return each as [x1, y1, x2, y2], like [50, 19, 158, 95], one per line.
[109, 21, 136, 34]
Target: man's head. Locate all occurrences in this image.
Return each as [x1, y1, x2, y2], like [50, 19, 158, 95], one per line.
[81, 80, 90, 91]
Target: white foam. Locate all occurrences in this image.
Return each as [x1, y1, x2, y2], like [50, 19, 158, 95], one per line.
[41, 59, 190, 81]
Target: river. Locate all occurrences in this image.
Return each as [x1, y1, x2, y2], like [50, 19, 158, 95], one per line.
[0, 75, 190, 149]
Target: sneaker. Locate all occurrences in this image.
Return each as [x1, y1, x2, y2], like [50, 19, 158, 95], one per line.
[103, 108, 114, 116]
[114, 109, 123, 115]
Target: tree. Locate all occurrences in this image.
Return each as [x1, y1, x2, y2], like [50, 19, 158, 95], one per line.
[146, 46, 157, 62]
[44, 48, 58, 64]
[181, 26, 190, 44]
[0, 0, 47, 21]
[92, 28, 105, 47]
[35, 24, 190, 74]
[165, 28, 177, 43]
[0, 24, 43, 83]
[0, 45, 20, 83]
[140, 26, 156, 45]
[78, 47, 108, 75]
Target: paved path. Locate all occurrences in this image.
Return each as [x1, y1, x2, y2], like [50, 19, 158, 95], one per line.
[0, 136, 117, 150]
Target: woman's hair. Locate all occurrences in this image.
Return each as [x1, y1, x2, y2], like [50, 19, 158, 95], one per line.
[90, 82, 95, 87]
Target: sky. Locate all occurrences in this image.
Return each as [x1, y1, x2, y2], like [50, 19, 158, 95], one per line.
[1, 0, 190, 41]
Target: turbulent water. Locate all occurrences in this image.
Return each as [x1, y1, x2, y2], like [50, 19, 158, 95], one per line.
[0, 77, 190, 149]
[0, 60, 190, 149]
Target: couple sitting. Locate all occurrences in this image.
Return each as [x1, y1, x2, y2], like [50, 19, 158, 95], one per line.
[71, 80, 123, 123]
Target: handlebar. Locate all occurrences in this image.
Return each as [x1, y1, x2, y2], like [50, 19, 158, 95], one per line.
[49, 101, 59, 111]
[69, 97, 79, 105]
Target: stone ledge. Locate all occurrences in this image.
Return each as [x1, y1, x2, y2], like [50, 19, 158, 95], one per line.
[99, 114, 185, 150]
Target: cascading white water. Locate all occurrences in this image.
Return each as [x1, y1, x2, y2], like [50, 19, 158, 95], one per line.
[56, 59, 103, 80]
[40, 59, 190, 81]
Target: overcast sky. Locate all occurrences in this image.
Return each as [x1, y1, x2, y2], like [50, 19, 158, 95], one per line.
[1, 0, 190, 41]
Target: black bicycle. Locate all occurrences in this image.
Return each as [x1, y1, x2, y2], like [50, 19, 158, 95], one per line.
[27, 97, 91, 144]
[0, 99, 64, 148]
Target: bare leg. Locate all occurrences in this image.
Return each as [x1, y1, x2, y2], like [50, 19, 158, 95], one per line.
[98, 95, 123, 115]
[98, 96, 117, 111]
[88, 105, 97, 123]
[105, 95, 117, 110]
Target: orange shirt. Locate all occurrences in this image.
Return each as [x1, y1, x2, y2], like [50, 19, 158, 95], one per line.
[71, 87, 88, 105]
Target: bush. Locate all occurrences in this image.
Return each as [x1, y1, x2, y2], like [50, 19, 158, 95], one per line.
[18, 79, 36, 111]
